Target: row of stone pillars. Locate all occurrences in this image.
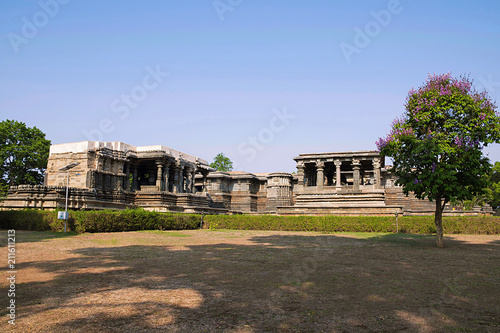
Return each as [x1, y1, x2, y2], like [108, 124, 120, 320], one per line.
[299, 158, 381, 191]
[124, 161, 201, 193]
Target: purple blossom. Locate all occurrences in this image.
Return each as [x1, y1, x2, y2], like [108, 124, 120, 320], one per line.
[376, 137, 393, 151]
[413, 178, 422, 185]
[407, 73, 477, 105]
[431, 162, 436, 173]
[454, 136, 482, 151]
[393, 127, 414, 136]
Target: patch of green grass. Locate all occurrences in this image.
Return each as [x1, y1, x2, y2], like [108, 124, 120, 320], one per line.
[137, 230, 191, 237]
[137, 230, 167, 235]
[7, 230, 80, 244]
[91, 238, 119, 246]
[326, 232, 436, 246]
[207, 229, 239, 232]
[164, 231, 191, 237]
[364, 233, 435, 245]
[332, 232, 391, 239]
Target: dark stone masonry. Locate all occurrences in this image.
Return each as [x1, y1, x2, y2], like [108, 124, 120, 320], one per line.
[1, 141, 493, 215]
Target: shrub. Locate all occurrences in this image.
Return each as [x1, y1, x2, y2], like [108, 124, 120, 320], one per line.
[1, 210, 498, 234]
[0, 209, 201, 233]
[204, 214, 500, 234]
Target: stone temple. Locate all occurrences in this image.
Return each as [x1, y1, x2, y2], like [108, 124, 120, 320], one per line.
[2, 141, 493, 215]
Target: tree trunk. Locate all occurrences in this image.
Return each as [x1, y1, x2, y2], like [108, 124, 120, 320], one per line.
[435, 197, 444, 248]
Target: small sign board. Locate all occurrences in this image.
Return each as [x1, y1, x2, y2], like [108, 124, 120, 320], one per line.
[58, 211, 69, 220]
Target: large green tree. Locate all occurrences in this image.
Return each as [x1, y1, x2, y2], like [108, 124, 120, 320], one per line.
[485, 161, 500, 209]
[0, 120, 51, 196]
[377, 74, 500, 247]
[210, 152, 233, 172]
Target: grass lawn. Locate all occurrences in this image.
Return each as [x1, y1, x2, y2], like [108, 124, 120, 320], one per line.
[1, 229, 499, 332]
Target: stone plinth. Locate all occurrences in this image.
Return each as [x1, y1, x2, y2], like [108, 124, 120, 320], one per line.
[294, 190, 386, 208]
[277, 205, 404, 216]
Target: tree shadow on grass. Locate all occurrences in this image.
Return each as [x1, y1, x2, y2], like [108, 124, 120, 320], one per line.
[2, 232, 499, 332]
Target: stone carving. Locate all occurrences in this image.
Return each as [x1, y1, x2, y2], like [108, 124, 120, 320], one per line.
[5, 141, 450, 217]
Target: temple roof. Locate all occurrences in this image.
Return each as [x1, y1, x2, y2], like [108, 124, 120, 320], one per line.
[49, 141, 209, 165]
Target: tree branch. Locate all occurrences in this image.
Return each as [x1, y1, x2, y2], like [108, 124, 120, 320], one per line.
[441, 197, 448, 211]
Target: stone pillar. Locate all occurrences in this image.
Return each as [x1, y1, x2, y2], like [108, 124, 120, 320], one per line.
[296, 161, 305, 186]
[164, 162, 170, 192]
[178, 166, 184, 193]
[185, 167, 192, 193]
[202, 171, 208, 192]
[316, 160, 325, 192]
[173, 166, 179, 193]
[335, 159, 342, 189]
[117, 175, 123, 191]
[124, 164, 130, 190]
[156, 162, 163, 190]
[373, 158, 381, 189]
[352, 159, 361, 190]
[132, 166, 138, 191]
[190, 169, 196, 193]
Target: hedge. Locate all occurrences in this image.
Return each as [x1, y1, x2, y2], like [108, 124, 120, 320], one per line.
[1, 210, 499, 234]
[0, 209, 201, 233]
[203, 215, 500, 235]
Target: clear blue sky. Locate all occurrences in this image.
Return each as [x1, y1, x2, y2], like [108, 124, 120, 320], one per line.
[1, 0, 499, 172]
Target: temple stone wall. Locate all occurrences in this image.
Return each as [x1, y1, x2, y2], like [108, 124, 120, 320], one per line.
[3, 185, 135, 211]
[46, 151, 90, 188]
[205, 172, 268, 212]
[2, 141, 220, 214]
[4, 143, 491, 216]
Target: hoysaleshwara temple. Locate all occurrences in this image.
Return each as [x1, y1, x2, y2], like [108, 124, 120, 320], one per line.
[1, 141, 494, 215]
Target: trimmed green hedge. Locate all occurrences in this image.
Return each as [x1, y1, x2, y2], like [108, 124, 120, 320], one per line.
[204, 215, 500, 235]
[1, 210, 499, 234]
[0, 209, 201, 233]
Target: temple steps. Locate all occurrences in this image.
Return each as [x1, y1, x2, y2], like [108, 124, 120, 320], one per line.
[294, 191, 386, 207]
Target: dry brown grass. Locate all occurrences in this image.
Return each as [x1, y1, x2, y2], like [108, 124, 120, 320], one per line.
[0, 229, 499, 332]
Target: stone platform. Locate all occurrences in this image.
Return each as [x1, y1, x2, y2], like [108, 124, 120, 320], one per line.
[277, 205, 403, 216]
[293, 189, 387, 208]
[1, 185, 228, 214]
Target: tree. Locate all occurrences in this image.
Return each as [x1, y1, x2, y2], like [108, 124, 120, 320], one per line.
[376, 74, 500, 247]
[485, 161, 500, 209]
[0, 120, 51, 196]
[210, 152, 233, 172]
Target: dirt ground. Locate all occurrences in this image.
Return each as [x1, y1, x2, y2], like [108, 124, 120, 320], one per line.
[0, 229, 499, 332]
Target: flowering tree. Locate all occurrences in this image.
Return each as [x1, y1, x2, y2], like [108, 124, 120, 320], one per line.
[377, 74, 500, 247]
